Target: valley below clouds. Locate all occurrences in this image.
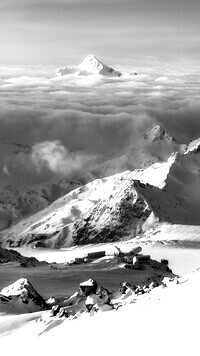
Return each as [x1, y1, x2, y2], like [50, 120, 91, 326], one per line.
[0, 58, 200, 187]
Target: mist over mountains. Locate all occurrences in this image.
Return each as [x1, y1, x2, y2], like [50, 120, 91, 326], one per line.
[0, 56, 200, 189]
[1, 0, 200, 350]
[2, 136, 200, 249]
[0, 56, 200, 241]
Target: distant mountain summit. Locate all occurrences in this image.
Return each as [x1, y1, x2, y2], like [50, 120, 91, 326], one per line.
[59, 54, 122, 77]
[144, 124, 176, 144]
[77, 54, 122, 76]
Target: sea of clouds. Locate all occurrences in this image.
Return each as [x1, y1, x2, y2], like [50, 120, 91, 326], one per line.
[0, 58, 200, 187]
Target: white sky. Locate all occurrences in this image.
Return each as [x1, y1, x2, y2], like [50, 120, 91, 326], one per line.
[0, 0, 200, 64]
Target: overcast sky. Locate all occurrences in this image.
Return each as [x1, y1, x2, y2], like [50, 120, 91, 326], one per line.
[1, 0, 200, 64]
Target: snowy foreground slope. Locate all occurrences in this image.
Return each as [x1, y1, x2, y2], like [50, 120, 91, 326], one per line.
[1, 269, 200, 356]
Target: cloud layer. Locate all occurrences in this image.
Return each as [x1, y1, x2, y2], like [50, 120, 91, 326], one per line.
[0, 59, 200, 187]
[31, 140, 92, 176]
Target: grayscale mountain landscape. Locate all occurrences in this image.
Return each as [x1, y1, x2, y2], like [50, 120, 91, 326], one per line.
[0, 1, 200, 355]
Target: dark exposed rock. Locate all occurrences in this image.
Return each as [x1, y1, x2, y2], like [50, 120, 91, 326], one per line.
[0, 246, 47, 266]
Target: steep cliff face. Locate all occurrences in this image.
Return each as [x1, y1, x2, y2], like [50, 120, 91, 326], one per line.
[70, 186, 151, 246]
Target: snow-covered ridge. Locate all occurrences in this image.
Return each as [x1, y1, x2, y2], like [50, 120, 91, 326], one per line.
[1, 153, 184, 248]
[98, 123, 181, 177]
[58, 54, 122, 77]
[184, 137, 200, 154]
[0, 123, 177, 232]
[3, 133, 200, 248]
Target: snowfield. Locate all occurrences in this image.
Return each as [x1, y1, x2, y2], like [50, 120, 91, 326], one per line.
[140, 223, 200, 244]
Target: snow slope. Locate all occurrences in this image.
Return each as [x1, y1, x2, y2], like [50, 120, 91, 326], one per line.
[140, 223, 200, 244]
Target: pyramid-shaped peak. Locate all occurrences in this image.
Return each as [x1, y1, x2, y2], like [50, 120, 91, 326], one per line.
[81, 54, 104, 63]
[84, 54, 99, 61]
[59, 55, 122, 77]
[77, 55, 122, 77]
[144, 124, 176, 143]
[79, 54, 102, 68]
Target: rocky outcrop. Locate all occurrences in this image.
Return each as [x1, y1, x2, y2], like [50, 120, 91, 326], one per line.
[46, 260, 175, 319]
[0, 278, 47, 313]
[144, 124, 176, 144]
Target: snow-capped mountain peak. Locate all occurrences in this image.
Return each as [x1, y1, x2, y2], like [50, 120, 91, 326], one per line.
[77, 54, 107, 74]
[78, 54, 99, 69]
[59, 55, 122, 77]
[144, 124, 176, 143]
[77, 54, 122, 76]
